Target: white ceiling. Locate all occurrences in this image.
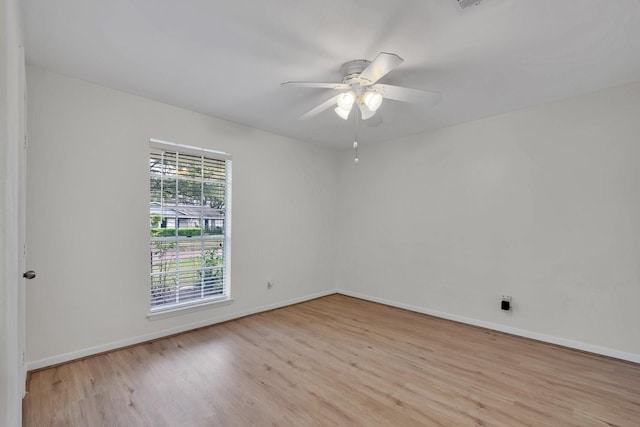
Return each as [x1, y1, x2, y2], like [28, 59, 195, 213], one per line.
[22, 0, 640, 148]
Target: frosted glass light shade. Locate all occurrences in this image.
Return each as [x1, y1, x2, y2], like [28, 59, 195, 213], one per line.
[337, 91, 356, 109]
[334, 106, 351, 120]
[363, 91, 383, 111]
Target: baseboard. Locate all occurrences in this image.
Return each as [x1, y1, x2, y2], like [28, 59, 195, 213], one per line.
[27, 289, 337, 371]
[337, 290, 640, 364]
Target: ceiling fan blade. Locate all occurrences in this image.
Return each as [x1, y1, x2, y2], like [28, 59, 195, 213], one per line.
[358, 102, 376, 120]
[377, 84, 442, 106]
[282, 81, 350, 90]
[358, 52, 404, 86]
[299, 95, 339, 120]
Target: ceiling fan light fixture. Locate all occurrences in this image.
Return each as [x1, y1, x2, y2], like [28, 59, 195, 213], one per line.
[337, 91, 356, 109]
[334, 106, 351, 120]
[284, 52, 441, 123]
[363, 91, 383, 111]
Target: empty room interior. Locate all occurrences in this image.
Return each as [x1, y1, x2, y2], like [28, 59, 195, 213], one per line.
[2, 0, 640, 426]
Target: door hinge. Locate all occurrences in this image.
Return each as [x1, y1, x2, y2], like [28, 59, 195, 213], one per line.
[24, 135, 28, 149]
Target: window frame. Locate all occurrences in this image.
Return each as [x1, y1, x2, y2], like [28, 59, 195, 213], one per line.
[148, 138, 232, 316]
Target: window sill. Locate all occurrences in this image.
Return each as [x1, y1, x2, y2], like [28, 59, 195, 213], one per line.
[147, 297, 234, 320]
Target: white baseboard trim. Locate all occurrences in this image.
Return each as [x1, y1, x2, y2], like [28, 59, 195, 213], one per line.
[337, 290, 640, 364]
[27, 289, 336, 371]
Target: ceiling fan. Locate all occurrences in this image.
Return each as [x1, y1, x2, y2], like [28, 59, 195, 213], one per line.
[282, 52, 442, 121]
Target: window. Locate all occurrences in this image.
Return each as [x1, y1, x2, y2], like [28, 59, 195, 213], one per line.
[149, 139, 231, 312]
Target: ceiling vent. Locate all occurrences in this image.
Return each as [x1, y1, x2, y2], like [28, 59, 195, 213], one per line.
[457, 0, 483, 9]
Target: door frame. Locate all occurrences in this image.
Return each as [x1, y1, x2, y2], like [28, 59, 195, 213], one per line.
[2, 0, 27, 425]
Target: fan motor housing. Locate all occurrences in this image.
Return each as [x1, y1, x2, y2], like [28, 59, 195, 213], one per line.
[341, 59, 371, 83]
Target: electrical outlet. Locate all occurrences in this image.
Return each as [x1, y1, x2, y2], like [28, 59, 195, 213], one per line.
[501, 295, 512, 311]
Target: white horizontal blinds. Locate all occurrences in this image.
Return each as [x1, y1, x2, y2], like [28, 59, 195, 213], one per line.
[150, 141, 231, 309]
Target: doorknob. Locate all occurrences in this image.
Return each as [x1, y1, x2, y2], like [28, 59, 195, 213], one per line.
[23, 271, 36, 280]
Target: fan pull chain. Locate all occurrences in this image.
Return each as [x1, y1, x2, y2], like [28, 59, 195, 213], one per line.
[354, 109, 359, 164]
[354, 140, 359, 164]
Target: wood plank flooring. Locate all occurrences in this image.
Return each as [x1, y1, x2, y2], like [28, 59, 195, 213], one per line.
[23, 294, 640, 426]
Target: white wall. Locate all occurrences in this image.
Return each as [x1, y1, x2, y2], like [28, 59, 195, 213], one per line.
[25, 67, 339, 368]
[25, 65, 640, 368]
[336, 82, 640, 361]
[1, 0, 25, 425]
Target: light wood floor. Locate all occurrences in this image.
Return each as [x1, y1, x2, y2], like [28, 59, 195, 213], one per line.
[23, 294, 640, 426]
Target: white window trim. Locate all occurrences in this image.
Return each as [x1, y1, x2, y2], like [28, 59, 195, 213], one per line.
[148, 138, 232, 316]
[150, 138, 231, 161]
[147, 297, 234, 320]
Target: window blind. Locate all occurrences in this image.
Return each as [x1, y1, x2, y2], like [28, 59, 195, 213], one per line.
[149, 139, 232, 311]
